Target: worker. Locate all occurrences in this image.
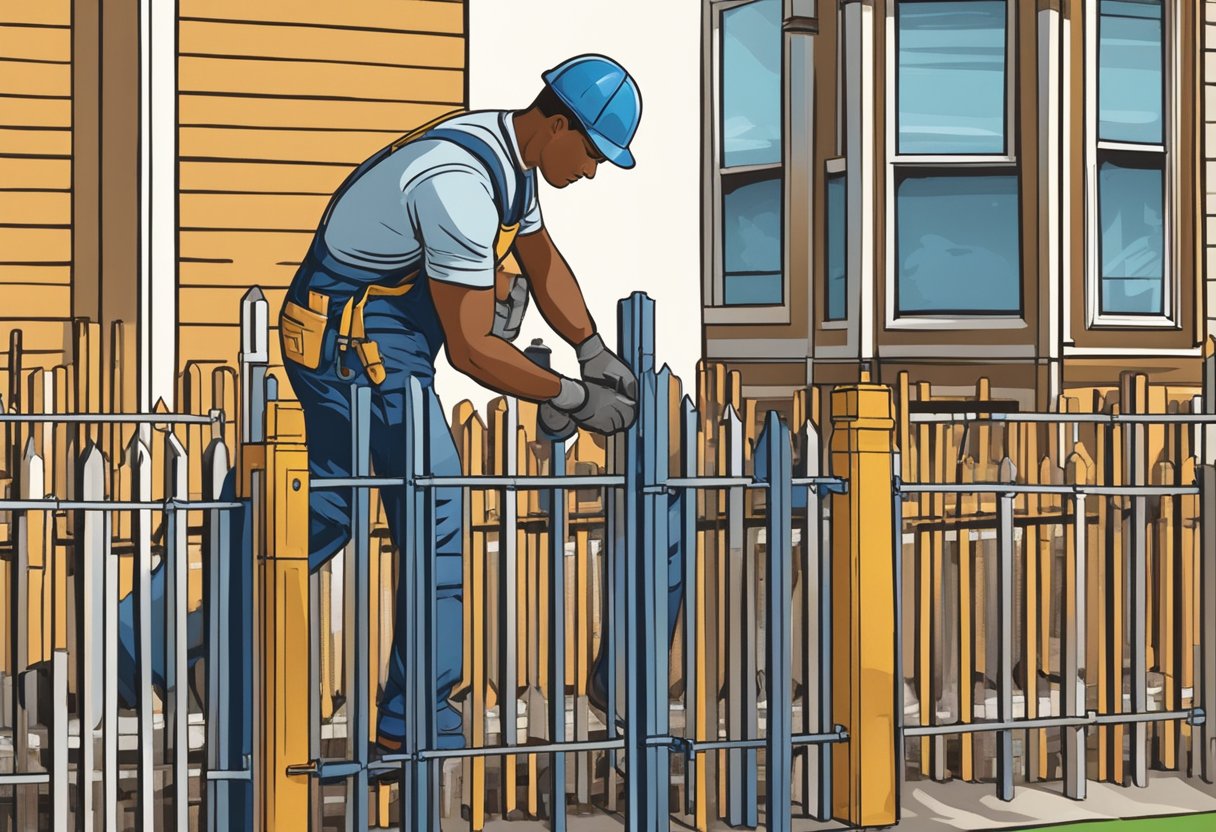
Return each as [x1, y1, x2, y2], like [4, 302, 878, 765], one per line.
[277, 53, 642, 755]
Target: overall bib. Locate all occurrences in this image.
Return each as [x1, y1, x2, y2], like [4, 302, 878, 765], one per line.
[280, 112, 536, 746]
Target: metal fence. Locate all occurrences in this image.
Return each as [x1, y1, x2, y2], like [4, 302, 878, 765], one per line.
[895, 381, 1216, 802]
[0, 415, 252, 829]
[247, 291, 851, 830]
[2, 297, 1215, 830]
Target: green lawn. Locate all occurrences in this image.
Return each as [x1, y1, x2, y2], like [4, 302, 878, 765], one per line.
[1014, 813, 1216, 831]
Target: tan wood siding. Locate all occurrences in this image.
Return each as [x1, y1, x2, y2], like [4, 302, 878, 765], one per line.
[0, 0, 73, 369]
[176, 0, 467, 373]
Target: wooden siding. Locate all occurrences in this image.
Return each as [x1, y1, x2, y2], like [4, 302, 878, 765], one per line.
[176, 0, 467, 374]
[0, 2, 74, 370]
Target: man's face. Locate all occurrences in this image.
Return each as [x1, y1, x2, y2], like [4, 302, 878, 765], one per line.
[536, 116, 606, 189]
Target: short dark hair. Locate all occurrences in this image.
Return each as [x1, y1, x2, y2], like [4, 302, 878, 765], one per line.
[530, 85, 588, 135]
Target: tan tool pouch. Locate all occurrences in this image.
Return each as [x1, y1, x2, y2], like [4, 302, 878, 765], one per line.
[280, 291, 330, 370]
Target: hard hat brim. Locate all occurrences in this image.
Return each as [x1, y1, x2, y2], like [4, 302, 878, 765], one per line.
[586, 126, 635, 170]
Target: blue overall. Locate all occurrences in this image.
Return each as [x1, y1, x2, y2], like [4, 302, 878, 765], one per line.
[281, 128, 536, 746]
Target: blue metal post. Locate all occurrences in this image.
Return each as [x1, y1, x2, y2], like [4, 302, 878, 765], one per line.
[618, 292, 662, 829]
[549, 436, 568, 830]
[348, 385, 371, 831]
[679, 397, 698, 818]
[203, 439, 234, 830]
[647, 367, 672, 825]
[759, 413, 793, 832]
[402, 377, 435, 824]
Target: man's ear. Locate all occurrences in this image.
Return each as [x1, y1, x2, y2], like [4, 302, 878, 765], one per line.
[550, 114, 567, 135]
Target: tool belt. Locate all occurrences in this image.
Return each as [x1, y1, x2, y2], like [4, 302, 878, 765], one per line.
[279, 270, 419, 385]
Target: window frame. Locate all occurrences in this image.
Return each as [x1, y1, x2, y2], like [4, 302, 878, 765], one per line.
[823, 157, 849, 327]
[884, 0, 1025, 330]
[1084, 0, 1177, 329]
[703, 0, 791, 324]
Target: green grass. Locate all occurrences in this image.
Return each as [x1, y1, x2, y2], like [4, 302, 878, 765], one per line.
[1012, 813, 1216, 831]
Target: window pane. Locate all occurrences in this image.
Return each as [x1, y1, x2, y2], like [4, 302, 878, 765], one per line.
[1099, 154, 1163, 315]
[826, 172, 847, 321]
[722, 0, 782, 167]
[897, 0, 1007, 155]
[724, 172, 782, 306]
[1099, 0, 1163, 144]
[896, 172, 1020, 314]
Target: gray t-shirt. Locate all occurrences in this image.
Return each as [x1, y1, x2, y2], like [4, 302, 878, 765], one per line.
[322, 110, 542, 288]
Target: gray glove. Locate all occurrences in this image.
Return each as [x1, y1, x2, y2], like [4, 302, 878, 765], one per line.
[577, 333, 638, 398]
[544, 377, 636, 437]
[538, 402, 577, 442]
[492, 275, 529, 342]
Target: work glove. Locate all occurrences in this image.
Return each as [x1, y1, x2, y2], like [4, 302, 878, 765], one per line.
[491, 275, 530, 342]
[577, 333, 638, 399]
[542, 377, 636, 438]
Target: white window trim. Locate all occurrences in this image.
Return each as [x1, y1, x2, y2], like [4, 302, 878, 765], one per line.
[883, 0, 1024, 330]
[703, 0, 792, 326]
[1083, 0, 1179, 330]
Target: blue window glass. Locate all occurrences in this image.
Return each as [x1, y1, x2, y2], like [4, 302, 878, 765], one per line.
[897, 0, 1007, 155]
[1098, 154, 1163, 315]
[722, 0, 782, 167]
[1099, 0, 1163, 144]
[825, 172, 847, 321]
[723, 172, 783, 305]
[896, 172, 1020, 314]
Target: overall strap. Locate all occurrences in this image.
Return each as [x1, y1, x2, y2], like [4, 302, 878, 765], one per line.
[425, 128, 530, 227]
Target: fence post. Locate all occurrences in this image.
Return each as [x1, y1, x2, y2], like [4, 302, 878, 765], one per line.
[129, 434, 155, 826]
[1200, 463, 1216, 782]
[256, 398, 311, 831]
[617, 291, 665, 830]
[829, 383, 897, 827]
[346, 384, 372, 830]
[758, 412, 793, 832]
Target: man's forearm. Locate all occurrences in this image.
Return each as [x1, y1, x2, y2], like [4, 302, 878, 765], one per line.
[449, 336, 565, 402]
[515, 230, 595, 346]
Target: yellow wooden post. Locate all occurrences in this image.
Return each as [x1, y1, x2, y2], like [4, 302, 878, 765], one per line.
[256, 400, 312, 831]
[830, 383, 898, 827]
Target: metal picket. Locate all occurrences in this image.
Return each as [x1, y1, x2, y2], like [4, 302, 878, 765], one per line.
[760, 412, 793, 832]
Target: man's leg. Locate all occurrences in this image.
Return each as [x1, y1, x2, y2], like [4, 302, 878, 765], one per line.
[589, 494, 685, 710]
[283, 357, 358, 573]
[113, 364, 352, 711]
[369, 377, 464, 749]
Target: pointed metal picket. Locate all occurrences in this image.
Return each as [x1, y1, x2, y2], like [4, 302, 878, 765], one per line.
[402, 376, 436, 827]
[548, 432, 569, 831]
[678, 395, 699, 819]
[345, 384, 372, 832]
[240, 287, 269, 446]
[76, 442, 108, 832]
[801, 418, 831, 820]
[164, 431, 190, 831]
[128, 432, 155, 828]
[757, 412, 793, 832]
[14, 439, 43, 830]
[721, 402, 758, 826]
[202, 434, 238, 830]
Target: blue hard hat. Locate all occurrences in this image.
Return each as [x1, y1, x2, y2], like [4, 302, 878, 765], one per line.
[542, 54, 642, 170]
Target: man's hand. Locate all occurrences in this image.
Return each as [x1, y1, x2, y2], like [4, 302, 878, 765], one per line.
[491, 274, 529, 342]
[538, 402, 577, 442]
[577, 333, 638, 399]
[546, 377, 636, 436]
